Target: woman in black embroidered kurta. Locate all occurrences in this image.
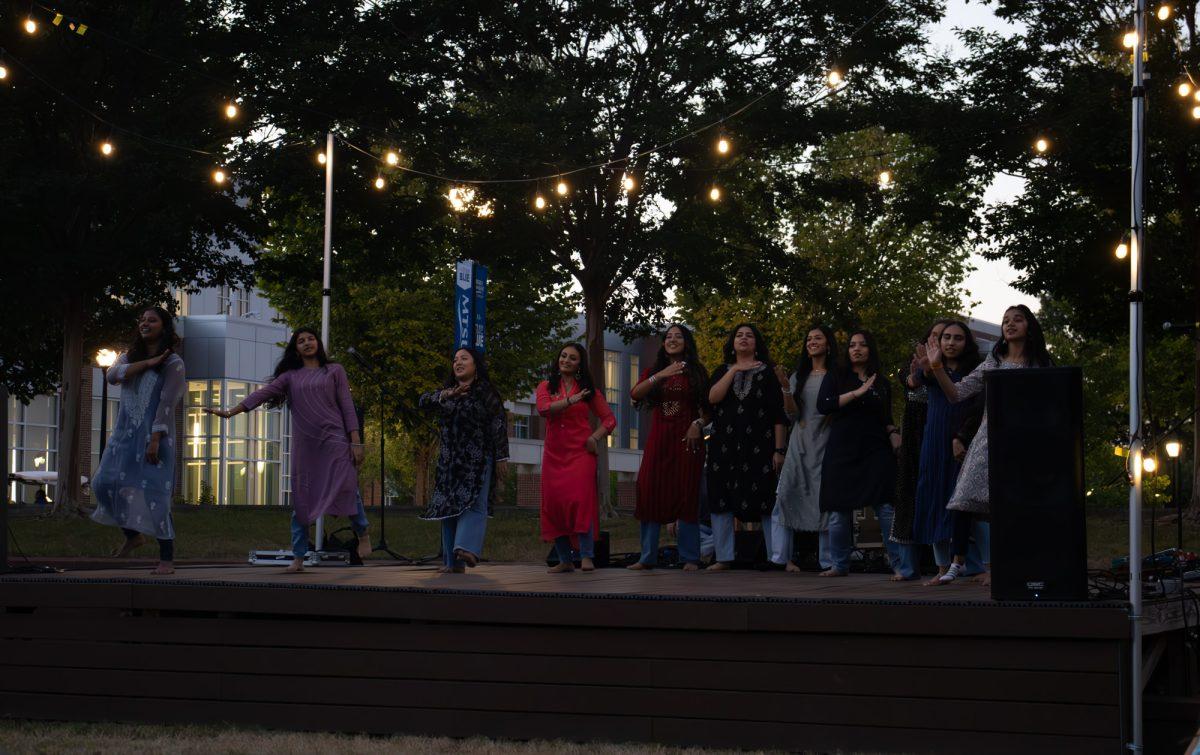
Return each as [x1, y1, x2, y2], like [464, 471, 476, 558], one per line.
[419, 348, 509, 573]
[705, 323, 788, 569]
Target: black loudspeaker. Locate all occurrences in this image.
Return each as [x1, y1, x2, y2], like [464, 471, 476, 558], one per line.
[545, 530, 611, 568]
[986, 366, 1087, 601]
[734, 529, 765, 566]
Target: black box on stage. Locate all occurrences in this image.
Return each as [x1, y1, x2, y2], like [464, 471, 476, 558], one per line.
[734, 529, 765, 566]
[545, 530, 610, 568]
[985, 366, 1087, 601]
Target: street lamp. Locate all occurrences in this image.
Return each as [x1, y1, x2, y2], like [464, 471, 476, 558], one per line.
[95, 349, 118, 457]
[1165, 436, 1183, 557]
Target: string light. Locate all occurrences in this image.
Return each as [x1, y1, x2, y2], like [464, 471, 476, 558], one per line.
[1142, 456, 1157, 474]
[476, 201, 494, 218]
[0, 64, 8, 81]
[717, 136, 731, 154]
[1180, 82, 1193, 97]
[534, 194, 547, 210]
[316, 152, 327, 165]
[708, 185, 722, 202]
[556, 179, 569, 196]
[1115, 238, 1129, 260]
[385, 151, 399, 166]
[1192, 105, 1200, 120]
[1158, 4, 1172, 20]
[1123, 31, 1138, 49]
[99, 141, 114, 156]
[878, 169, 892, 188]
[373, 176, 385, 190]
[1034, 137, 1050, 153]
[223, 102, 238, 119]
[23, 18, 37, 34]
[212, 168, 227, 185]
[622, 173, 636, 192]
[827, 69, 843, 87]
[448, 186, 476, 212]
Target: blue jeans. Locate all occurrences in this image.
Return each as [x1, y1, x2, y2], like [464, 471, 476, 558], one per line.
[441, 463, 492, 568]
[824, 505, 917, 578]
[291, 493, 371, 559]
[638, 521, 701, 566]
[554, 524, 596, 565]
[932, 519, 989, 573]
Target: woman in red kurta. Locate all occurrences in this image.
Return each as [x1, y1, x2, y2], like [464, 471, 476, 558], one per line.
[628, 324, 709, 571]
[536, 343, 617, 573]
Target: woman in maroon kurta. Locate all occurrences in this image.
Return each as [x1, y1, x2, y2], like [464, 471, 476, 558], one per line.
[628, 324, 708, 571]
[536, 343, 616, 573]
[207, 328, 362, 573]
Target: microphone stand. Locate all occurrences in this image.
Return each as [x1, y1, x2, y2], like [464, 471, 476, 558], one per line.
[344, 348, 432, 564]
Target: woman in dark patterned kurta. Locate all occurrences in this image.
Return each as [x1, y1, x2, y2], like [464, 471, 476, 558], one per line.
[418, 348, 509, 573]
[705, 323, 787, 570]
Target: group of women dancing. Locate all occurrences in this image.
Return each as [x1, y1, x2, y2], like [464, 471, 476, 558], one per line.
[90, 302, 1050, 584]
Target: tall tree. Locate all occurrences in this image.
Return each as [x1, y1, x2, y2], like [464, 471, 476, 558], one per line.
[0, 2, 258, 511]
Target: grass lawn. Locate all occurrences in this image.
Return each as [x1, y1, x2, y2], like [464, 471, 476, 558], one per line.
[0, 721, 789, 755]
[6, 502, 1197, 568]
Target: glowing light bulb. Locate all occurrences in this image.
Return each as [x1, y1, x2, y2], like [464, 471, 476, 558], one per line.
[1123, 31, 1137, 48]
[1192, 105, 1200, 120]
[717, 137, 730, 154]
[1035, 138, 1049, 153]
[827, 69, 843, 87]
[23, 18, 37, 34]
[476, 201, 494, 218]
[317, 152, 327, 165]
[1115, 242, 1129, 260]
[1142, 456, 1157, 473]
[556, 180, 569, 196]
[212, 169, 227, 185]
[1158, 4, 1172, 20]
[224, 103, 238, 119]
[1166, 440, 1182, 458]
[878, 170, 892, 188]
[534, 194, 546, 210]
[1180, 82, 1193, 97]
[622, 174, 636, 191]
[447, 186, 475, 212]
[385, 151, 399, 166]
[95, 348, 118, 368]
[0, 65, 8, 80]
[708, 185, 722, 202]
[373, 176, 385, 190]
[99, 141, 114, 156]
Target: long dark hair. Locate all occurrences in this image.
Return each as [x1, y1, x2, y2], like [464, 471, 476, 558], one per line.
[792, 325, 838, 410]
[838, 328, 883, 390]
[939, 320, 983, 374]
[547, 342, 596, 395]
[126, 305, 180, 366]
[722, 322, 773, 367]
[993, 304, 1052, 367]
[266, 327, 331, 407]
[443, 347, 501, 402]
[645, 323, 708, 408]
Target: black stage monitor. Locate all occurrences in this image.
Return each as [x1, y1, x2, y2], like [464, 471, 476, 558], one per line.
[985, 366, 1088, 601]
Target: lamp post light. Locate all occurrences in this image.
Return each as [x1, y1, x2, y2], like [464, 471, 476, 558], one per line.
[1165, 437, 1183, 557]
[95, 349, 118, 457]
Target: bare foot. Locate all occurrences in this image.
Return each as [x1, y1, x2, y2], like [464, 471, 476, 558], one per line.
[284, 558, 305, 574]
[706, 561, 731, 571]
[113, 534, 146, 558]
[454, 548, 479, 568]
[924, 568, 949, 586]
[547, 562, 575, 574]
[150, 563, 175, 576]
[975, 572, 991, 587]
[356, 534, 372, 560]
[627, 562, 651, 570]
[580, 557, 595, 572]
[785, 561, 801, 573]
[819, 568, 847, 578]
[682, 563, 699, 572]
[436, 566, 452, 574]
[889, 573, 907, 581]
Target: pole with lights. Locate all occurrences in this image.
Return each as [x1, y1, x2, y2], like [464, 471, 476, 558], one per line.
[95, 349, 118, 458]
[1127, 3, 1148, 750]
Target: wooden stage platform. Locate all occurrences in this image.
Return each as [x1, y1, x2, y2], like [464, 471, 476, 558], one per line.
[0, 562, 1192, 753]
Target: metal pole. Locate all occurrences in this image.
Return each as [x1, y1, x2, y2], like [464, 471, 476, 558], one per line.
[1, 383, 10, 573]
[316, 131, 334, 554]
[1127, 3, 1146, 750]
[98, 367, 109, 458]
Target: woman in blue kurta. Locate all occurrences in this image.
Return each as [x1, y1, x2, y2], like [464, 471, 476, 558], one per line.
[92, 306, 187, 575]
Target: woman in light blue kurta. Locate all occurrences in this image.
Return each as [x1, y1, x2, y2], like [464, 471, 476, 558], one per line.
[92, 306, 186, 575]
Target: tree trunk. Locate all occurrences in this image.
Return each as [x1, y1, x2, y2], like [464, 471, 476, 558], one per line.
[412, 437, 437, 508]
[583, 287, 615, 520]
[52, 295, 86, 516]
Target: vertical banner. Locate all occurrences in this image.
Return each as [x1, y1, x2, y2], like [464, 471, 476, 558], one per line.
[454, 260, 474, 351]
[472, 262, 488, 353]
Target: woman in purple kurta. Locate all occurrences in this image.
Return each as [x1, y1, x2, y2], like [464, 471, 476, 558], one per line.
[207, 328, 363, 572]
